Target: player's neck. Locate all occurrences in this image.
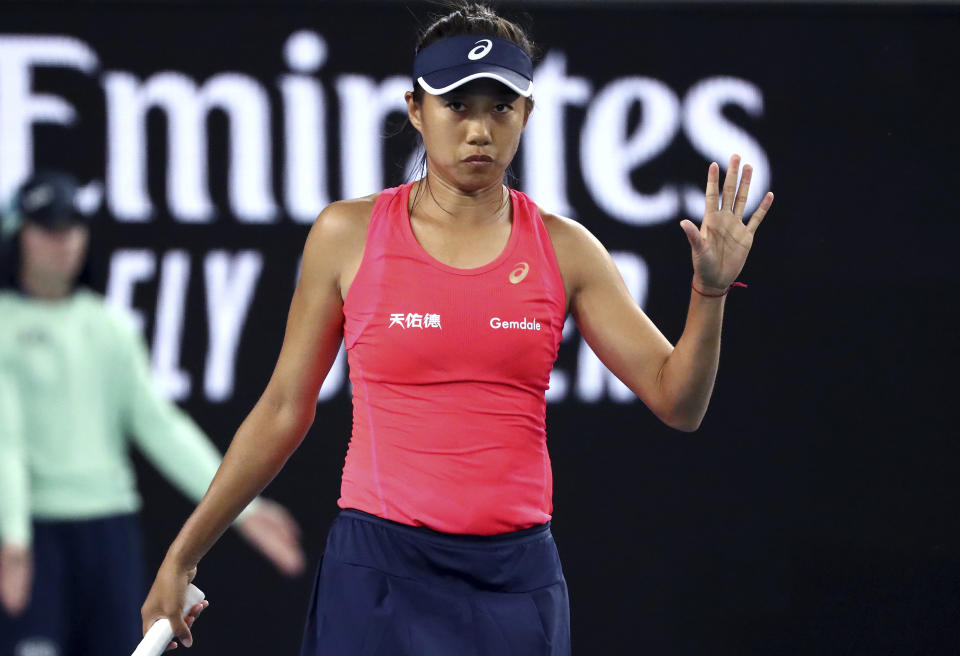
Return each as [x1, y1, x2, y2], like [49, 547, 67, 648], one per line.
[411, 173, 508, 227]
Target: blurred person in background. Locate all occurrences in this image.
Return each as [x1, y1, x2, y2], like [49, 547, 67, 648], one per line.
[0, 171, 306, 656]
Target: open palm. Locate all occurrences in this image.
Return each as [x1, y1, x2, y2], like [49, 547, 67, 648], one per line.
[680, 154, 774, 293]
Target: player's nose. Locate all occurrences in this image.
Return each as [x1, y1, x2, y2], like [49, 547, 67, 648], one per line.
[465, 117, 493, 146]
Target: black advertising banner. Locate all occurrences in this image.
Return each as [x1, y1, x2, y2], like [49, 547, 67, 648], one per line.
[0, 2, 956, 653]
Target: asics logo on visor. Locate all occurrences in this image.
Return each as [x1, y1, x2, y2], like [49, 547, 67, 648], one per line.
[468, 39, 493, 60]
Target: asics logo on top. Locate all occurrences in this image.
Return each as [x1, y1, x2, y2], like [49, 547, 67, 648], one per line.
[468, 39, 493, 60]
[509, 262, 530, 284]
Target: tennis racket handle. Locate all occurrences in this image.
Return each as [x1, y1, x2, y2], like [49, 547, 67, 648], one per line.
[131, 584, 206, 656]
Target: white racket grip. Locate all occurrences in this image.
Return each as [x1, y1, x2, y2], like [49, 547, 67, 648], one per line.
[132, 583, 206, 656]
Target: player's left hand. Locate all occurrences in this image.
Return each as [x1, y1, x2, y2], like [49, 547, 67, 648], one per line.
[680, 154, 775, 294]
[236, 497, 306, 576]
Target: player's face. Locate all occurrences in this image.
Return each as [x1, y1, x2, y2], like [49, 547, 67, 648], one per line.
[407, 79, 531, 191]
[20, 222, 89, 285]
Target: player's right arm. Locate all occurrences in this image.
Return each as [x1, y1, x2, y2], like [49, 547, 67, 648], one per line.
[140, 197, 371, 648]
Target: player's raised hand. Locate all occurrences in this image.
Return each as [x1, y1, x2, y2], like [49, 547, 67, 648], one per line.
[680, 154, 774, 294]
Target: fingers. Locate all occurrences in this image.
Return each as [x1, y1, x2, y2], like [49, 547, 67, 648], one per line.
[679, 219, 702, 254]
[161, 601, 207, 651]
[704, 162, 720, 215]
[721, 154, 740, 211]
[170, 614, 194, 649]
[186, 600, 208, 622]
[745, 191, 775, 234]
[176, 595, 209, 646]
[732, 165, 753, 219]
[708, 155, 771, 229]
[141, 563, 204, 651]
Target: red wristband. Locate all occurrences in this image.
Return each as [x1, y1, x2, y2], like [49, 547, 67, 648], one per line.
[691, 281, 748, 297]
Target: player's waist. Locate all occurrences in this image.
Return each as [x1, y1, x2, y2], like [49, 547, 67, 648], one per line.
[325, 508, 562, 594]
[339, 456, 552, 536]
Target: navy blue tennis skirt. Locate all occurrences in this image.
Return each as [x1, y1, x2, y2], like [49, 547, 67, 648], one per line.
[300, 509, 571, 655]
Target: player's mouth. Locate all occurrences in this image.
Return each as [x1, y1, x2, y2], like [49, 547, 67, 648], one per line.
[463, 155, 495, 166]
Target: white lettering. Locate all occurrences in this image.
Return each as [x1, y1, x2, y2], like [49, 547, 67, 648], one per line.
[0, 35, 98, 200]
[203, 251, 263, 402]
[581, 77, 680, 225]
[1, 33, 771, 409]
[152, 250, 191, 399]
[281, 31, 329, 223]
[405, 312, 423, 329]
[522, 52, 590, 217]
[105, 249, 156, 333]
[335, 74, 410, 198]
[681, 77, 770, 219]
[489, 317, 542, 331]
[103, 71, 276, 223]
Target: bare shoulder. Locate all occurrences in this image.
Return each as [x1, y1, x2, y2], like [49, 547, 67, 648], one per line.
[309, 193, 377, 245]
[303, 194, 379, 262]
[539, 208, 605, 251]
[537, 206, 613, 296]
[301, 193, 379, 298]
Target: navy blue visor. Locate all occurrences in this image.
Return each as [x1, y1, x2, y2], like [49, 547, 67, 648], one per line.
[413, 35, 534, 98]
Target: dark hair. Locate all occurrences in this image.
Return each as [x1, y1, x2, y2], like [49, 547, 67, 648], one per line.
[407, 2, 537, 203]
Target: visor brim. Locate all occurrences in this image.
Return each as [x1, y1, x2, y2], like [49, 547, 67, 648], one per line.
[418, 63, 533, 98]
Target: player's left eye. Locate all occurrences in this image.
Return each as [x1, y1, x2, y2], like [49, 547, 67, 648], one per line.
[494, 104, 513, 113]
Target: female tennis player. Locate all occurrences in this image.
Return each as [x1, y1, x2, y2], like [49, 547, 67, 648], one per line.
[141, 3, 774, 654]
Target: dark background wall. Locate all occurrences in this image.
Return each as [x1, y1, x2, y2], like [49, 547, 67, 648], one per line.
[1, 1, 957, 653]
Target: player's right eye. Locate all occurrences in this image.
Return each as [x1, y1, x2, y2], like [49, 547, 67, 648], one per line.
[446, 101, 466, 112]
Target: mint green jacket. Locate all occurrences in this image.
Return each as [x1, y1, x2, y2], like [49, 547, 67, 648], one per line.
[0, 289, 228, 547]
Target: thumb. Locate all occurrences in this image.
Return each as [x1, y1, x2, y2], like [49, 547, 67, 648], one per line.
[680, 219, 702, 253]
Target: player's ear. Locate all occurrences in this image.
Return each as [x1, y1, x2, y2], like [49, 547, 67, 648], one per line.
[522, 97, 534, 128]
[406, 91, 423, 133]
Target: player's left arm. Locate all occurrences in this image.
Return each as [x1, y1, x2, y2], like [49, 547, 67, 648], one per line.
[548, 155, 773, 431]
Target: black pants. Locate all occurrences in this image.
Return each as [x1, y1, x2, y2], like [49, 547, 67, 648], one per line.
[301, 509, 571, 656]
[0, 514, 145, 656]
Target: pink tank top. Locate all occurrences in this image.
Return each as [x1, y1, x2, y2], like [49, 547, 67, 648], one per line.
[338, 181, 566, 535]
